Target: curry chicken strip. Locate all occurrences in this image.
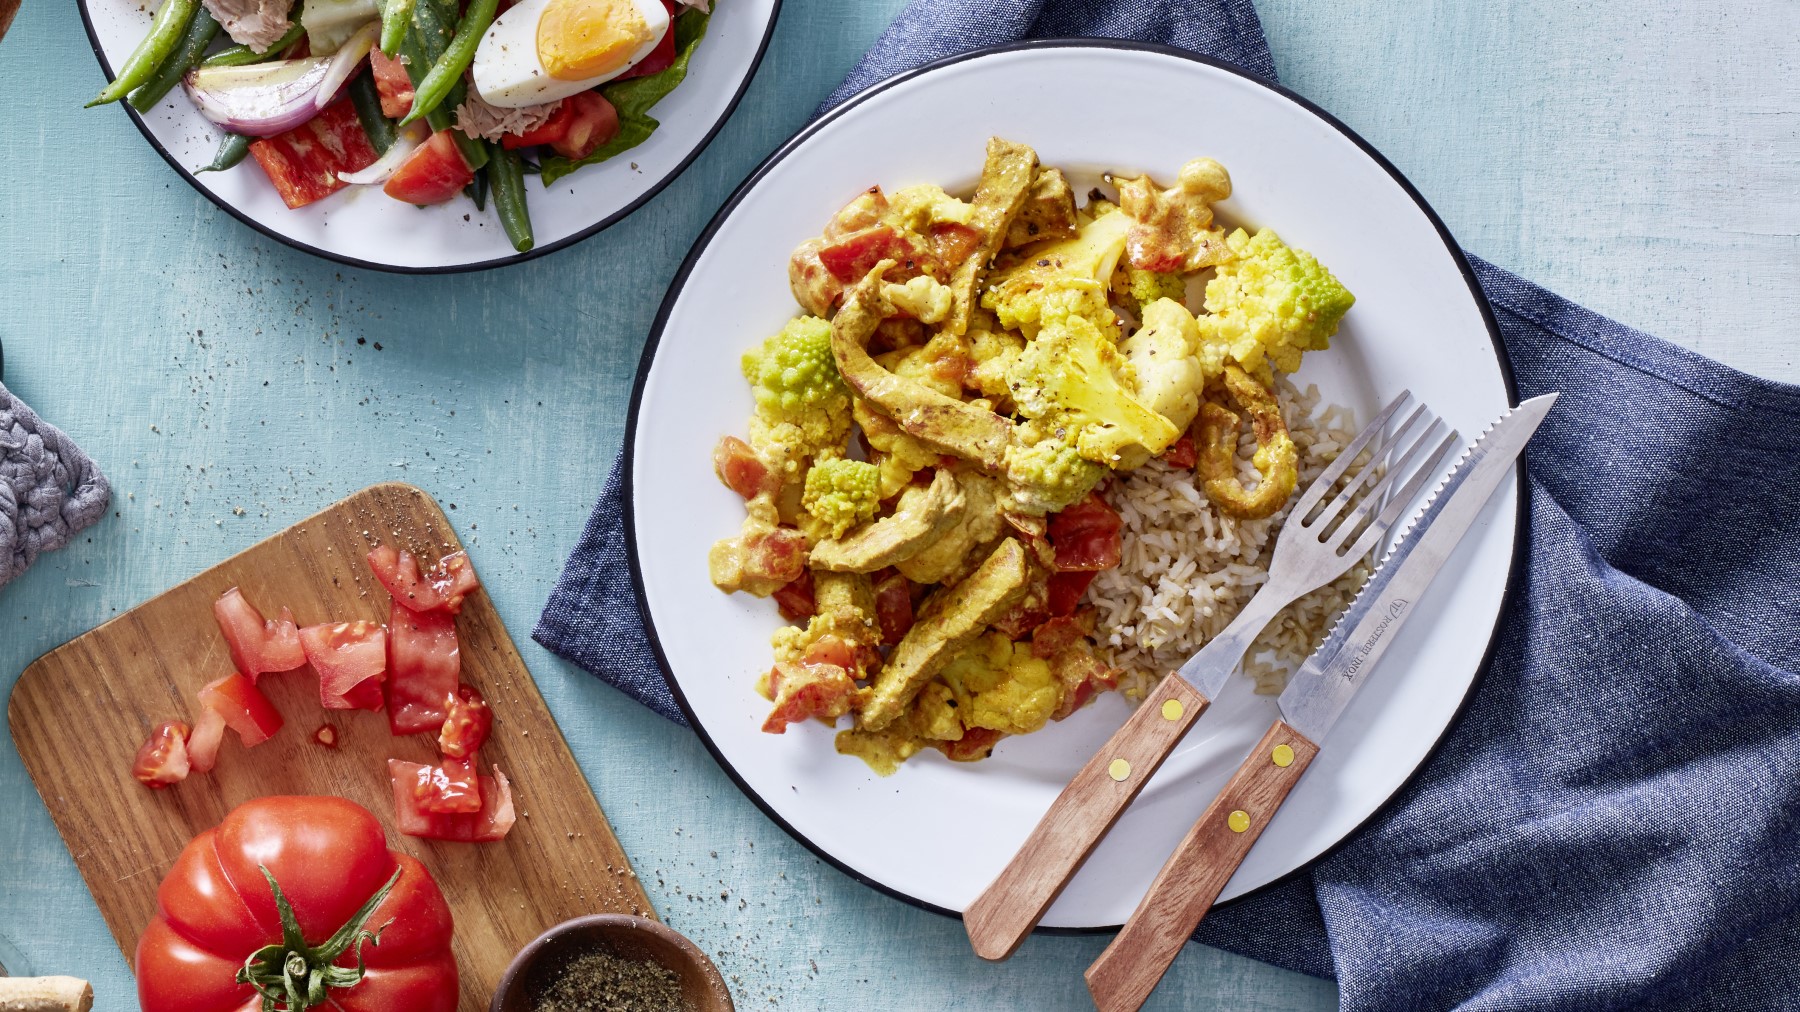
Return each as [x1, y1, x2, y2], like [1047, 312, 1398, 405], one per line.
[861, 538, 1032, 731]
[831, 263, 1015, 472]
[809, 467, 967, 573]
[945, 138, 1039, 336]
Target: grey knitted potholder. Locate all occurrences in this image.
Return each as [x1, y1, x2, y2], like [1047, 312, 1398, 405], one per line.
[0, 343, 111, 588]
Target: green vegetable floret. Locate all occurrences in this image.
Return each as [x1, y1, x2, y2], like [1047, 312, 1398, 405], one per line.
[1123, 266, 1186, 308]
[1005, 289, 1181, 470]
[1003, 423, 1108, 514]
[741, 315, 854, 479]
[1196, 228, 1355, 376]
[803, 458, 882, 539]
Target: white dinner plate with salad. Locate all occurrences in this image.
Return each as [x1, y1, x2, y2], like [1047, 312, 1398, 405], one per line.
[79, 0, 779, 272]
[627, 41, 1523, 929]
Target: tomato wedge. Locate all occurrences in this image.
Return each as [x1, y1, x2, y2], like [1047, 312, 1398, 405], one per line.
[502, 91, 619, 160]
[438, 685, 492, 759]
[384, 130, 474, 206]
[387, 602, 460, 735]
[133, 720, 191, 788]
[1048, 492, 1124, 572]
[300, 620, 388, 711]
[369, 48, 415, 119]
[214, 587, 305, 680]
[198, 672, 284, 747]
[387, 760, 515, 842]
[367, 546, 481, 615]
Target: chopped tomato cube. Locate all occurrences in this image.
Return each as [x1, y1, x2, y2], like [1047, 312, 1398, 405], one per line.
[1030, 611, 1097, 659]
[214, 587, 306, 680]
[248, 96, 380, 209]
[771, 570, 816, 623]
[615, 0, 676, 79]
[368, 545, 481, 615]
[935, 727, 1004, 762]
[928, 222, 982, 269]
[713, 435, 778, 500]
[186, 706, 227, 773]
[369, 48, 415, 119]
[761, 662, 857, 734]
[1048, 492, 1123, 572]
[198, 672, 284, 747]
[386, 601, 460, 736]
[1049, 646, 1120, 721]
[1161, 432, 1197, 469]
[133, 720, 191, 789]
[388, 760, 516, 842]
[300, 620, 388, 711]
[1045, 570, 1097, 617]
[410, 755, 483, 814]
[816, 224, 938, 284]
[504, 92, 619, 160]
[384, 130, 475, 206]
[437, 685, 492, 759]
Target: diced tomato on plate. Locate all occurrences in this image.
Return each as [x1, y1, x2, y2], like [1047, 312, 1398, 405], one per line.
[1045, 570, 1097, 617]
[503, 92, 619, 160]
[713, 435, 778, 500]
[249, 96, 380, 209]
[1048, 492, 1123, 572]
[384, 130, 475, 206]
[369, 48, 415, 119]
[771, 570, 815, 623]
[761, 662, 857, 734]
[214, 587, 306, 679]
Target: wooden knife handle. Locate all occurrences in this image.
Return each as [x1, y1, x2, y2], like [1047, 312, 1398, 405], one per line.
[0, 0, 19, 44]
[1085, 719, 1321, 1012]
[964, 673, 1210, 961]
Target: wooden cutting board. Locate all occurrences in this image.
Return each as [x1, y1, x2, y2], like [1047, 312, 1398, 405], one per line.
[8, 483, 653, 1012]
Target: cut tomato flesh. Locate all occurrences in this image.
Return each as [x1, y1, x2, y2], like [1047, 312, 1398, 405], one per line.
[186, 706, 228, 773]
[214, 587, 306, 680]
[386, 601, 459, 736]
[198, 672, 284, 747]
[383, 130, 474, 206]
[437, 685, 492, 759]
[368, 545, 481, 615]
[410, 755, 482, 814]
[300, 620, 388, 711]
[133, 720, 191, 788]
[1045, 570, 1097, 617]
[388, 760, 515, 842]
[249, 96, 379, 209]
[369, 49, 415, 119]
[1048, 492, 1123, 572]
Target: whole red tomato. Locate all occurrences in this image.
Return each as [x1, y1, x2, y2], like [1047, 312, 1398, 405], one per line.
[136, 796, 457, 1012]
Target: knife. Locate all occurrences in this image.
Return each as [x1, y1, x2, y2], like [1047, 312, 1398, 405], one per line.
[1083, 393, 1557, 1012]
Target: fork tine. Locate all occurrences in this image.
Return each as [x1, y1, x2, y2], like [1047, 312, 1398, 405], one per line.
[1306, 403, 1431, 534]
[1331, 424, 1459, 557]
[1290, 390, 1411, 520]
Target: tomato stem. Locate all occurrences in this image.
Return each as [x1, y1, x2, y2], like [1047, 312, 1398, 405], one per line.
[237, 864, 401, 1011]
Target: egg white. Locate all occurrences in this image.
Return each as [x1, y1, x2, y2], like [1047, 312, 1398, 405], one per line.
[471, 0, 671, 109]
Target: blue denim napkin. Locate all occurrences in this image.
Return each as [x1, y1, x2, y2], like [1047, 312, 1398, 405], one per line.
[537, 2, 1800, 1007]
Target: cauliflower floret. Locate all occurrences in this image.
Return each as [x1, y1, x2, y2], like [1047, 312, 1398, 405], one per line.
[1114, 297, 1206, 470]
[942, 632, 1062, 736]
[885, 184, 975, 231]
[966, 326, 1025, 404]
[881, 275, 953, 325]
[802, 458, 882, 539]
[1002, 418, 1108, 514]
[854, 399, 941, 499]
[982, 209, 1131, 336]
[741, 316, 853, 479]
[1196, 228, 1355, 378]
[1006, 289, 1181, 468]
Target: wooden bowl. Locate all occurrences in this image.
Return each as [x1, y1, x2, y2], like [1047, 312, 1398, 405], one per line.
[491, 915, 734, 1012]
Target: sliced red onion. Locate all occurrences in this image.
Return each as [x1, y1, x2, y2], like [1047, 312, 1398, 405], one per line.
[185, 58, 334, 137]
[316, 22, 380, 111]
[338, 122, 429, 185]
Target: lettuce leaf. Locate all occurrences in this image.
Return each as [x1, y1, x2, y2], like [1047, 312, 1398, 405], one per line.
[538, 7, 711, 187]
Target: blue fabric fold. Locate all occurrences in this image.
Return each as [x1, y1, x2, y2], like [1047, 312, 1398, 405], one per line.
[538, 2, 1800, 1007]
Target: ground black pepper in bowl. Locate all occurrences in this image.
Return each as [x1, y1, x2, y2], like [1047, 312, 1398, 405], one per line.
[531, 947, 691, 1012]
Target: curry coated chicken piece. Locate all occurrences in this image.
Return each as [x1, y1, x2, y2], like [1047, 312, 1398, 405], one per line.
[809, 468, 969, 573]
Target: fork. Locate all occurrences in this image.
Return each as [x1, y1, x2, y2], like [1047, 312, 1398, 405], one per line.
[963, 391, 1456, 960]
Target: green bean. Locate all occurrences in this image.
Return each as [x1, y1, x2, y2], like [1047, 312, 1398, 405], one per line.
[488, 144, 533, 253]
[202, 18, 305, 66]
[379, 0, 415, 56]
[198, 132, 252, 173]
[400, 0, 497, 127]
[398, 6, 488, 171]
[465, 166, 489, 212]
[348, 73, 398, 154]
[128, 6, 219, 112]
[88, 0, 199, 107]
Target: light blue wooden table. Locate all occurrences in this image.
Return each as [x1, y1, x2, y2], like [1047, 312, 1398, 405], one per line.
[1, 1, 1792, 1009]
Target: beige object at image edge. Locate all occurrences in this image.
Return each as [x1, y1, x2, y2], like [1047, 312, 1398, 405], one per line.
[0, 975, 95, 1012]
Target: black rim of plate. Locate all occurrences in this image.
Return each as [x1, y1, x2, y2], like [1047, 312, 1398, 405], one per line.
[75, 0, 783, 275]
[624, 39, 1527, 932]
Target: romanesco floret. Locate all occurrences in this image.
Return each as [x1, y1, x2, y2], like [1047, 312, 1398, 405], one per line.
[1196, 228, 1355, 376]
[1006, 289, 1181, 468]
[1003, 420, 1108, 514]
[1124, 266, 1186, 308]
[803, 458, 882, 539]
[741, 316, 853, 467]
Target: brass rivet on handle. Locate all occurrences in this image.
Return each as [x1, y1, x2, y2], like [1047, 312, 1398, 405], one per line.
[1227, 810, 1251, 833]
[1161, 699, 1184, 721]
[1272, 744, 1295, 768]
[1108, 758, 1131, 781]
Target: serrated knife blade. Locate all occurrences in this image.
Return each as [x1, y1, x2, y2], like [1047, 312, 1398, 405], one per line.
[1276, 393, 1557, 740]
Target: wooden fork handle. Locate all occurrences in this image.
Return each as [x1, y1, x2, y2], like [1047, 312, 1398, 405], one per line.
[964, 673, 1210, 961]
[1085, 720, 1321, 1012]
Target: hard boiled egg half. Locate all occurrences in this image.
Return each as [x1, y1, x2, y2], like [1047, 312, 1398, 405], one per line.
[471, 0, 670, 109]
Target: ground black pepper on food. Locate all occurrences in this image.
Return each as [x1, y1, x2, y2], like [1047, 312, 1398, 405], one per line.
[531, 949, 691, 1012]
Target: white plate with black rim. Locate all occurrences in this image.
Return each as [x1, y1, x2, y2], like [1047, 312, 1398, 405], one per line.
[78, 0, 779, 273]
[626, 40, 1523, 930]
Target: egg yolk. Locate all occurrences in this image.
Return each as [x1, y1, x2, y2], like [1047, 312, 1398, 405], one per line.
[536, 0, 655, 81]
